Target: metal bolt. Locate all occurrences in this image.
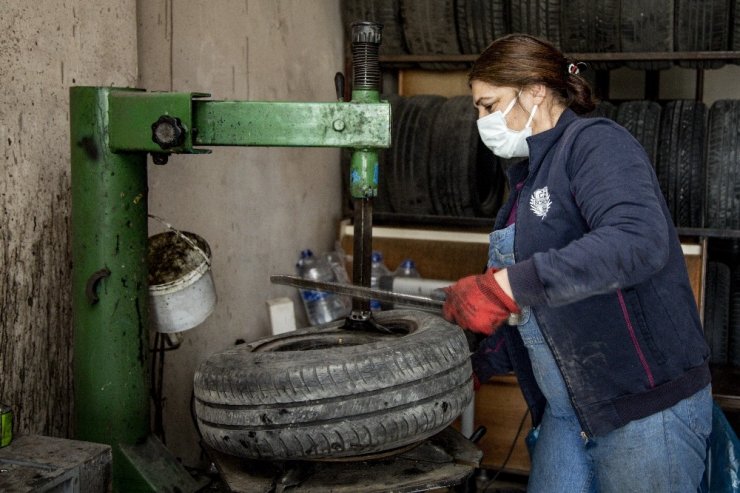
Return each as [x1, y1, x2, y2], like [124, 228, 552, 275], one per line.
[151, 153, 169, 165]
[151, 115, 186, 149]
[333, 119, 346, 132]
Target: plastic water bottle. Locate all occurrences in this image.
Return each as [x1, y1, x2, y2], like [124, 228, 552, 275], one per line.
[370, 251, 391, 311]
[324, 250, 351, 285]
[296, 249, 350, 325]
[389, 258, 420, 309]
[322, 250, 352, 314]
[393, 258, 421, 279]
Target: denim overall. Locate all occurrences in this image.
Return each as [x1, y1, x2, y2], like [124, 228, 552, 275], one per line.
[487, 223, 711, 493]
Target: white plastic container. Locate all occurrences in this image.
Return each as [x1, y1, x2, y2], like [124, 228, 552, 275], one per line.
[148, 230, 216, 333]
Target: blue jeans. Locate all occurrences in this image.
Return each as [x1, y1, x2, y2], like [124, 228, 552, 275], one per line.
[488, 224, 712, 492]
[527, 368, 712, 493]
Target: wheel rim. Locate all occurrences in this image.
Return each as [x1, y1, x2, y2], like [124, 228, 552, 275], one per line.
[250, 318, 417, 352]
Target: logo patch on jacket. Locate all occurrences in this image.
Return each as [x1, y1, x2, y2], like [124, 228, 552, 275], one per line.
[530, 187, 552, 219]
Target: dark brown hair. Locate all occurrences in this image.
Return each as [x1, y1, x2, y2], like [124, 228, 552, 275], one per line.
[469, 34, 596, 115]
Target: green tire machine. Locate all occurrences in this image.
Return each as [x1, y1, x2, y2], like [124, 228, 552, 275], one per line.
[70, 22, 389, 492]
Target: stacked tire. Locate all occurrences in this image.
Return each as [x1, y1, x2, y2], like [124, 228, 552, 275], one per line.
[351, 97, 740, 230]
[341, 0, 739, 69]
[656, 100, 706, 228]
[706, 100, 740, 230]
[615, 100, 662, 166]
[731, 259, 740, 367]
[705, 261, 732, 364]
[345, 94, 507, 220]
[593, 98, 737, 231]
[429, 96, 505, 217]
[706, 240, 740, 369]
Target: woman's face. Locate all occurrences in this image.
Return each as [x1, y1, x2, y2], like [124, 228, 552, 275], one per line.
[471, 79, 533, 131]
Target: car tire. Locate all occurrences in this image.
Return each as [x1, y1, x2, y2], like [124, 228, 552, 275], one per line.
[194, 310, 473, 460]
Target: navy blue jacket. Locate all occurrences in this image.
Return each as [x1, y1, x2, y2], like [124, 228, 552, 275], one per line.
[473, 109, 710, 437]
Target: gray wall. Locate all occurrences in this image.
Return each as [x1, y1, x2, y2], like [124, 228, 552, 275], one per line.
[1, 0, 138, 438]
[0, 0, 345, 467]
[138, 0, 345, 465]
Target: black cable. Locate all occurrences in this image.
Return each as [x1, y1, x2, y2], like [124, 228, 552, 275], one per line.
[150, 332, 160, 432]
[155, 333, 167, 444]
[150, 332, 160, 399]
[481, 408, 530, 492]
[149, 331, 169, 445]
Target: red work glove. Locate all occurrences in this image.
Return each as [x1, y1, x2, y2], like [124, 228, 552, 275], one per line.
[442, 268, 520, 336]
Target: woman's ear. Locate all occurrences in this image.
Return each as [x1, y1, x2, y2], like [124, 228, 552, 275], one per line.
[528, 84, 547, 105]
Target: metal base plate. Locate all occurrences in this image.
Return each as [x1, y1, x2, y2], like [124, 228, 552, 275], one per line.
[209, 426, 482, 492]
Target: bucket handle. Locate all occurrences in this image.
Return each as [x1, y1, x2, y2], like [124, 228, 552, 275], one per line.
[148, 214, 211, 267]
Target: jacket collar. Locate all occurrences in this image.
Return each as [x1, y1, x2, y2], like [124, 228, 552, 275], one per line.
[527, 108, 578, 173]
[505, 108, 579, 186]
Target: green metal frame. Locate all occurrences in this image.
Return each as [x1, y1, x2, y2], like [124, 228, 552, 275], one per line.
[108, 91, 389, 152]
[71, 86, 158, 491]
[70, 86, 389, 491]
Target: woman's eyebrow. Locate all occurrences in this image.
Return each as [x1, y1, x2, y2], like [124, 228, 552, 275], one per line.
[474, 96, 495, 107]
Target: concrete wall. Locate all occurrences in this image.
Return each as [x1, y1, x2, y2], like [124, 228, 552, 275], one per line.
[0, 0, 137, 438]
[137, 0, 345, 465]
[1, 0, 345, 467]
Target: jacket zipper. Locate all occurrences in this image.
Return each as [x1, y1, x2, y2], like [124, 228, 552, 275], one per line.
[513, 179, 593, 440]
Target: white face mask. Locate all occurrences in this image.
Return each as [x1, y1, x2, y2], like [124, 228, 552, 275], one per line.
[477, 91, 538, 159]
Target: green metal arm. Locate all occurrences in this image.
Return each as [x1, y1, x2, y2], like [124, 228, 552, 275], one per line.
[108, 91, 390, 152]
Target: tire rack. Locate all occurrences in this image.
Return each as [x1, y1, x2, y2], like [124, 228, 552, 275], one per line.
[347, 49, 740, 471]
[344, 49, 740, 237]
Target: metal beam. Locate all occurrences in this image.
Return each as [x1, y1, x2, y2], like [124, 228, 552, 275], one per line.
[193, 100, 390, 148]
[107, 91, 390, 152]
[70, 86, 151, 489]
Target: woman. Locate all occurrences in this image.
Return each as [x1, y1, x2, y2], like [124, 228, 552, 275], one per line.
[442, 34, 711, 492]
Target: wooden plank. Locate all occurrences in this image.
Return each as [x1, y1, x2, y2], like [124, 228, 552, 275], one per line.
[338, 220, 489, 281]
[398, 70, 471, 97]
[680, 236, 707, 317]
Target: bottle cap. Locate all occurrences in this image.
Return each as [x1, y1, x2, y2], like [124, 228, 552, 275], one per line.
[400, 259, 416, 269]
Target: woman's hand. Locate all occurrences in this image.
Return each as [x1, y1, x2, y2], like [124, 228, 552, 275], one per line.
[442, 268, 520, 335]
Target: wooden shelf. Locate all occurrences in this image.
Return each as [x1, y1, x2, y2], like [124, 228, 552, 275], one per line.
[371, 212, 494, 229]
[380, 51, 740, 65]
[676, 227, 740, 239]
[359, 217, 740, 240]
